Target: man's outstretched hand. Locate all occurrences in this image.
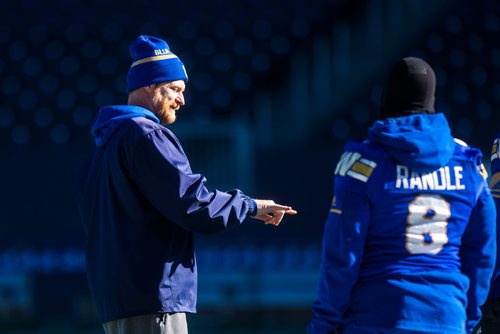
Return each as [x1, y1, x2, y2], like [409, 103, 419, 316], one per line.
[253, 199, 297, 226]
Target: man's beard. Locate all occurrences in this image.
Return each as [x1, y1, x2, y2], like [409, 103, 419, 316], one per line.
[152, 90, 176, 125]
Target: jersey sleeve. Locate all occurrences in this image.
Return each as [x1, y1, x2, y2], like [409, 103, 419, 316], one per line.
[127, 127, 253, 233]
[308, 148, 373, 333]
[459, 184, 497, 332]
[487, 134, 500, 298]
[490, 135, 500, 226]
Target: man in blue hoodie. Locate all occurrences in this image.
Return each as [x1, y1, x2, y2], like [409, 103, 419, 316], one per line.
[76, 35, 296, 334]
[308, 57, 496, 334]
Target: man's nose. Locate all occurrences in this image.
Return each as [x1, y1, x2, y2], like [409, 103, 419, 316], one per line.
[176, 93, 185, 106]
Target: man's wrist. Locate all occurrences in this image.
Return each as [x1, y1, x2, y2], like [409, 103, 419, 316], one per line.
[245, 197, 257, 217]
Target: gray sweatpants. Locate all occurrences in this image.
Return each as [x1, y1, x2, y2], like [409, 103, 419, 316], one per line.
[103, 313, 188, 334]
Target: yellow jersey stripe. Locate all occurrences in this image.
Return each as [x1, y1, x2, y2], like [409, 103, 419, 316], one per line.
[490, 172, 500, 189]
[351, 161, 374, 177]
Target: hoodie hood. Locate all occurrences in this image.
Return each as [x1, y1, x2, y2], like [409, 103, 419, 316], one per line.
[90, 105, 160, 146]
[367, 113, 455, 173]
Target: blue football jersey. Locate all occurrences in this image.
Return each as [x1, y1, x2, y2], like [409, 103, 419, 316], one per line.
[309, 114, 496, 334]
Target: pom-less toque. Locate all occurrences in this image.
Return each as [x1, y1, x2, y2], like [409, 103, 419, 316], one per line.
[127, 35, 188, 93]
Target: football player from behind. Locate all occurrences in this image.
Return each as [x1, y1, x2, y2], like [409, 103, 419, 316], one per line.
[308, 57, 496, 334]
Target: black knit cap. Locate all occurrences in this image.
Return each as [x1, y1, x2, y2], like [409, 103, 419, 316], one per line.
[380, 57, 436, 119]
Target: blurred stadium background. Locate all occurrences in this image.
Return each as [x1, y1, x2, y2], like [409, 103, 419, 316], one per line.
[0, 0, 499, 333]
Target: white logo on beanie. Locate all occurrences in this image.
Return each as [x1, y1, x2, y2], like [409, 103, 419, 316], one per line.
[154, 48, 172, 56]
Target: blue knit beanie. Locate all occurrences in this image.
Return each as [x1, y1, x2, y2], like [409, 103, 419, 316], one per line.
[127, 35, 188, 92]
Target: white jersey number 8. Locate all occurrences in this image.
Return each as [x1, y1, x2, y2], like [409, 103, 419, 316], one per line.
[406, 194, 450, 255]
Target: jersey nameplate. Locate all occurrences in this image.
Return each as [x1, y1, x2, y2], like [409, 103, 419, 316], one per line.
[396, 165, 466, 190]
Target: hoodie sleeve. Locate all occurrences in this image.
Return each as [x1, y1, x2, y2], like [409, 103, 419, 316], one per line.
[126, 126, 255, 234]
[308, 158, 370, 333]
[459, 183, 496, 333]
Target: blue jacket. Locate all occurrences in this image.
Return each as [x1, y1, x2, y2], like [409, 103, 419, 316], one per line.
[76, 105, 256, 323]
[308, 114, 496, 334]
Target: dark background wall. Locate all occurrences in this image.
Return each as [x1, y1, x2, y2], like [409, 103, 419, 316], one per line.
[0, 0, 499, 333]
